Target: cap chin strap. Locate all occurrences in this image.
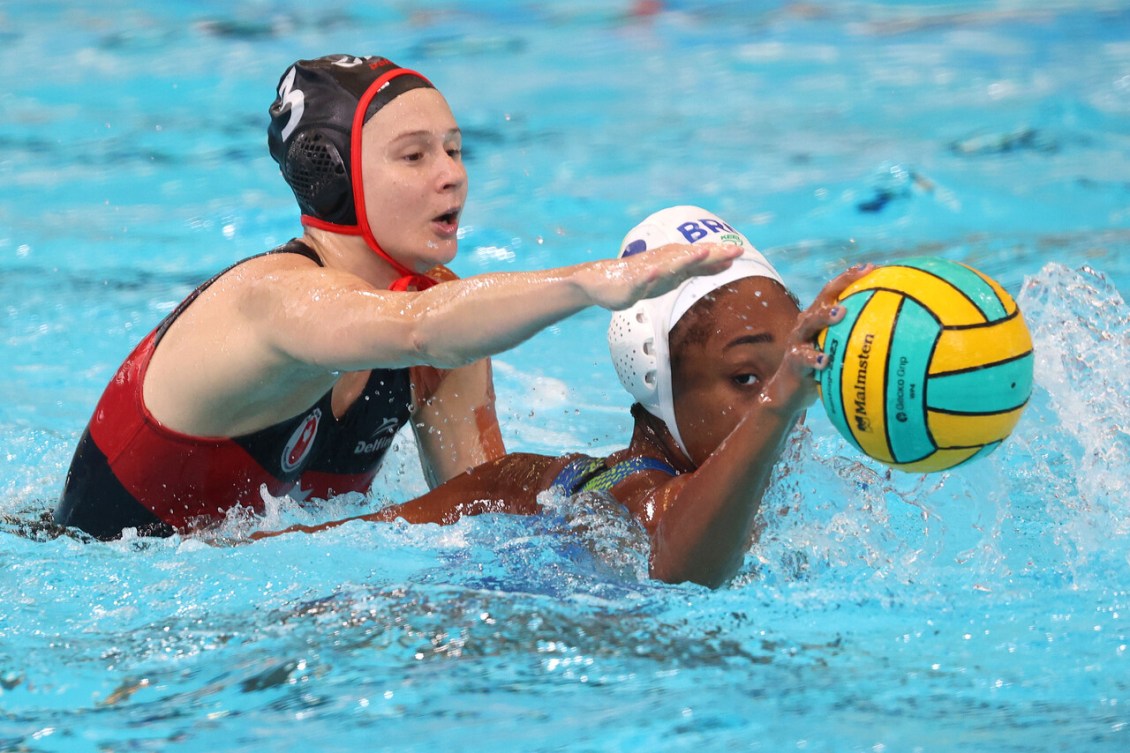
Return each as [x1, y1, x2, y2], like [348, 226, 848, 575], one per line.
[300, 214, 436, 292]
[300, 65, 439, 293]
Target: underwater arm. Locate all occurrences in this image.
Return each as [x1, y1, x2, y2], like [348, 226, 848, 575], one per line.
[410, 358, 505, 487]
[250, 453, 562, 539]
[643, 266, 871, 588]
[406, 266, 507, 488]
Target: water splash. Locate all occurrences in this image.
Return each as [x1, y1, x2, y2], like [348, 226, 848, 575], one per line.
[753, 261, 1130, 600]
[1015, 263, 1130, 573]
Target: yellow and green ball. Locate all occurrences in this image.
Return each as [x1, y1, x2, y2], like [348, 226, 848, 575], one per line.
[817, 257, 1034, 473]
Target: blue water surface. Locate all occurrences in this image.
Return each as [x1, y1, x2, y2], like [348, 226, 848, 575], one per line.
[1, 2, 1128, 751]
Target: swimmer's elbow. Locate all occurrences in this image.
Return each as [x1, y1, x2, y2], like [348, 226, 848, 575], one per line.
[402, 321, 476, 369]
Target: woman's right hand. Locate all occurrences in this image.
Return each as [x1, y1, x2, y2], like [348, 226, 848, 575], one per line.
[577, 242, 743, 311]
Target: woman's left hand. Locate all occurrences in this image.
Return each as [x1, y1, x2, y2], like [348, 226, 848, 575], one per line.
[760, 263, 875, 416]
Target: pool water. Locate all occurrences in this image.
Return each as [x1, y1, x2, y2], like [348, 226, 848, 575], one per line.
[2, 1, 1129, 751]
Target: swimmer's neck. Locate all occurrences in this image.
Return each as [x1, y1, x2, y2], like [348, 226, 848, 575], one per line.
[626, 403, 696, 474]
[301, 227, 403, 290]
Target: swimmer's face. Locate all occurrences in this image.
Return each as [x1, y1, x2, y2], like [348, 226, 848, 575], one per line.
[360, 88, 467, 272]
[669, 276, 801, 466]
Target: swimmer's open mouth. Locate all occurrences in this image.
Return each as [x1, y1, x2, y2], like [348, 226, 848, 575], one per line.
[434, 210, 460, 224]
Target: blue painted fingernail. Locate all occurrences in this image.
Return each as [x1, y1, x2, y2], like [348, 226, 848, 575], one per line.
[816, 353, 827, 367]
[829, 306, 841, 317]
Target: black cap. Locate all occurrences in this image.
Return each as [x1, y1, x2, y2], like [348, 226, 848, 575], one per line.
[267, 55, 433, 225]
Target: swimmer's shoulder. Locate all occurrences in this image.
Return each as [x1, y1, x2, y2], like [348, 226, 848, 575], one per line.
[193, 241, 326, 296]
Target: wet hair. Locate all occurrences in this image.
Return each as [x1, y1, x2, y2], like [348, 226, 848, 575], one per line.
[668, 290, 727, 368]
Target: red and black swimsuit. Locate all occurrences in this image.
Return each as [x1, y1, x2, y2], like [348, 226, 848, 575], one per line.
[55, 239, 413, 539]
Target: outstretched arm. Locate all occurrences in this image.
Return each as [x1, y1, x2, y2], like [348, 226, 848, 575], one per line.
[146, 242, 741, 439]
[634, 266, 872, 588]
[256, 242, 743, 372]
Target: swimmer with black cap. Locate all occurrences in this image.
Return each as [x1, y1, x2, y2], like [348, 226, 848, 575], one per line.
[55, 57, 740, 541]
[266, 56, 444, 291]
[256, 206, 871, 588]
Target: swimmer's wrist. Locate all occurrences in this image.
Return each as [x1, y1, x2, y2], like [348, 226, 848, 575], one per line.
[758, 378, 816, 419]
[566, 261, 607, 308]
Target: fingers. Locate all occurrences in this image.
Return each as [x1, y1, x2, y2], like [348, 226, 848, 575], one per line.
[753, 262, 875, 414]
[635, 243, 741, 290]
[776, 262, 878, 379]
[760, 339, 824, 414]
[805, 342, 832, 373]
[652, 241, 742, 271]
[683, 242, 744, 273]
[794, 301, 844, 344]
[785, 340, 832, 376]
[817, 262, 874, 306]
[606, 242, 742, 309]
[794, 263, 875, 342]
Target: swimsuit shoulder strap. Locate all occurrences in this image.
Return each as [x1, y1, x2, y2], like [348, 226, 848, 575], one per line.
[276, 238, 324, 266]
[550, 455, 606, 496]
[577, 456, 677, 494]
[550, 454, 677, 496]
[154, 239, 322, 344]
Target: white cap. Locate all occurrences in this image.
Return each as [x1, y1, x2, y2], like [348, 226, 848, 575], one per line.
[607, 205, 784, 456]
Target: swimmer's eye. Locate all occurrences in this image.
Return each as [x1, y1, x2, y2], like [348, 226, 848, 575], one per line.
[732, 373, 760, 387]
[446, 147, 462, 159]
[403, 151, 425, 162]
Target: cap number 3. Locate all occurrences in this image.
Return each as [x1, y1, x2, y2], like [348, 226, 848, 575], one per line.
[276, 67, 306, 142]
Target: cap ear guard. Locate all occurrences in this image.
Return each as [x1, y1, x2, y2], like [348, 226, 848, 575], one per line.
[608, 304, 663, 415]
[279, 126, 354, 225]
[267, 55, 434, 232]
[609, 294, 682, 453]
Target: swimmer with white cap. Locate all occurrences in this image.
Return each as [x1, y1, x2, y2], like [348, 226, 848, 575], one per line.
[260, 206, 871, 588]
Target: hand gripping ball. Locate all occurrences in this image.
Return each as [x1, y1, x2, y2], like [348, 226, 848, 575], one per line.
[817, 257, 1034, 473]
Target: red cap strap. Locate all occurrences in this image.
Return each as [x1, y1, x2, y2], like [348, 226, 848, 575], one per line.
[299, 215, 437, 292]
[389, 274, 438, 292]
[301, 65, 440, 294]
[351, 66, 434, 282]
[300, 215, 362, 236]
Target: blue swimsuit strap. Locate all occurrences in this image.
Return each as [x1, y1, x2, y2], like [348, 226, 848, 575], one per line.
[550, 456, 606, 495]
[551, 455, 677, 496]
